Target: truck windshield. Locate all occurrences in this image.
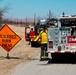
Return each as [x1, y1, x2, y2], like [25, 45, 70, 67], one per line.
[60, 18, 76, 27]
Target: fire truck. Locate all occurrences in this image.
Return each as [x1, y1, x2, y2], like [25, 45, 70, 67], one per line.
[47, 15, 76, 60]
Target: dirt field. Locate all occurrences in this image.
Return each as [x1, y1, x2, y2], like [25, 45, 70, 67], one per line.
[0, 24, 40, 75]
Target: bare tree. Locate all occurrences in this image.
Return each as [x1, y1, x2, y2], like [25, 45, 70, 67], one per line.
[0, 0, 10, 28]
[0, 0, 2, 27]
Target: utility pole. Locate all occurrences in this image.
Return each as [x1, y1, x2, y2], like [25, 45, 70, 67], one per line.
[34, 14, 36, 26]
[26, 17, 27, 26]
[49, 10, 51, 19]
[17, 19, 18, 25]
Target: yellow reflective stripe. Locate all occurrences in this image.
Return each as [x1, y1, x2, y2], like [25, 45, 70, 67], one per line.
[41, 42, 47, 44]
[34, 36, 40, 41]
[41, 56, 48, 58]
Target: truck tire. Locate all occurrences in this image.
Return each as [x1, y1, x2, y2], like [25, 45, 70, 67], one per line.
[31, 42, 34, 47]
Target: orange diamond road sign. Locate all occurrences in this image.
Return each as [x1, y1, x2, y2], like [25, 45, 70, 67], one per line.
[0, 25, 21, 52]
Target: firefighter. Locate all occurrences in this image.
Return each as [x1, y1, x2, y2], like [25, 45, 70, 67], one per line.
[39, 27, 48, 61]
[30, 28, 35, 37]
[28, 28, 35, 45]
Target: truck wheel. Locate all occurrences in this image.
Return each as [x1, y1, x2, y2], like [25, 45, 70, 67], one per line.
[31, 42, 34, 47]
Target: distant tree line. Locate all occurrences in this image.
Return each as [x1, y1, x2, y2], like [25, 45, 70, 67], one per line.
[2, 18, 36, 27]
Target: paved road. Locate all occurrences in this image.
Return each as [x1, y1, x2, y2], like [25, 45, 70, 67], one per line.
[9, 53, 76, 75]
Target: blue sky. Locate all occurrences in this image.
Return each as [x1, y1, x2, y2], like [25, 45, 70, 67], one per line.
[0, 0, 76, 19]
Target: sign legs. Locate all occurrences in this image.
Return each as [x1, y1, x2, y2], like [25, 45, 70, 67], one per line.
[6, 52, 10, 59]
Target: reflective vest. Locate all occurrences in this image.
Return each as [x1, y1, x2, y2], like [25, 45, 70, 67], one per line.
[39, 30, 48, 44]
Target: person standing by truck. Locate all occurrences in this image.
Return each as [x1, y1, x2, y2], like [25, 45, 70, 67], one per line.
[39, 27, 48, 61]
[30, 28, 35, 38]
[29, 28, 35, 44]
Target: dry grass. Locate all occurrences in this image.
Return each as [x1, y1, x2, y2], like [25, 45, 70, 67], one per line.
[0, 24, 40, 75]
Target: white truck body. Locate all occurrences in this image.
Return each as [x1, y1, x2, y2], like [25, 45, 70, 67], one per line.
[47, 15, 76, 59]
[47, 27, 76, 53]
